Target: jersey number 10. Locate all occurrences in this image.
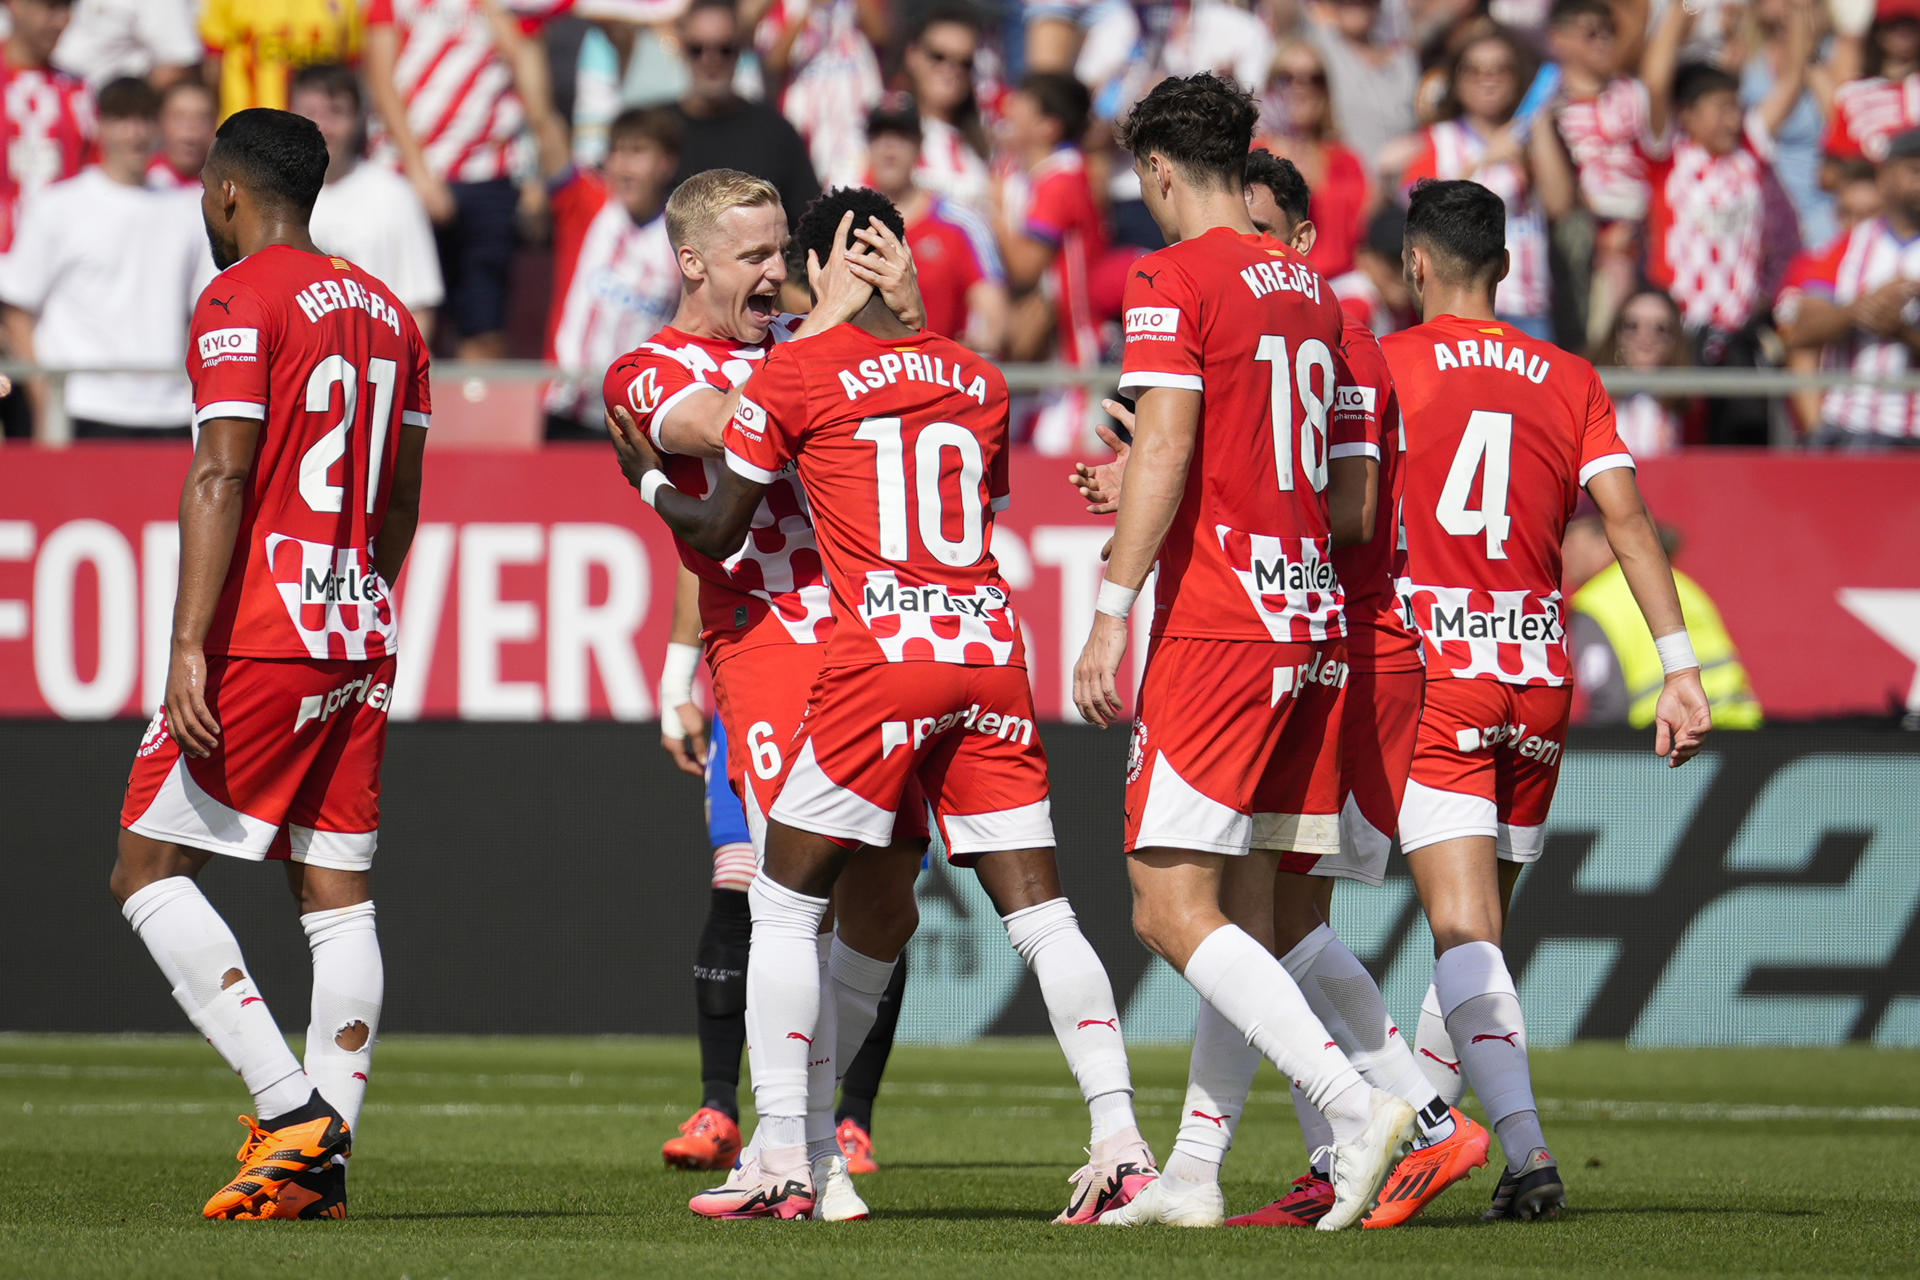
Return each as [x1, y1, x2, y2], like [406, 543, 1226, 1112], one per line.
[856, 416, 986, 567]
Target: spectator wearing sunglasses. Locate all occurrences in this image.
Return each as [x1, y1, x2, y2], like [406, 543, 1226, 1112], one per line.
[1256, 38, 1373, 277]
[668, 0, 819, 231]
[1595, 286, 1696, 457]
[903, 4, 997, 215]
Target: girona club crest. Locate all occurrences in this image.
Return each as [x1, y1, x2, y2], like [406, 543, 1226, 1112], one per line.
[136, 708, 171, 758]
[626, 366, 663, 415]
[1126, 719, 1149, 784]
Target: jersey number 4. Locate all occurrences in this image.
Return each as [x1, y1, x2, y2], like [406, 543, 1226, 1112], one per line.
[1436, 409, 1514, 559]
[300, 355, 399, 515]
[1254, 335, 1336, 493]
[855, 416, 986, 566]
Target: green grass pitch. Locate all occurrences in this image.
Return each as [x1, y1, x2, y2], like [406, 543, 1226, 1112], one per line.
[3, 1035, 1917, 1279]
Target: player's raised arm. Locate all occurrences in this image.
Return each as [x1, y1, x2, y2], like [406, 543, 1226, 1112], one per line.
[167, 417, 263, 757]
[608, 403, 765, 560]
[1072, 384, 1199, 727]
[1583, 465, 1711, 766]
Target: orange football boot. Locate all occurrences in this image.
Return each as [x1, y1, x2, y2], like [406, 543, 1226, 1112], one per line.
[836, 1117, 879, 1174]
[663, 1107, 742, 1171]
[1362, 1108, 1490, 1228]
[236, 1159, 347, 1220]
[203, 1110, 351, 1219]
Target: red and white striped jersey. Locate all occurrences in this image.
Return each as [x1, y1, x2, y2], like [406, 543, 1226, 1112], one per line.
[545, 174, 678, 420]
[1403, 120, 1550, 321]
[1004, 145, 1104, 367]
[1384, 315, 1633, 687]
[915, 116, 991, 213]
[1776, 218, 1920, 438]
[1642, 116, 1771, 334]
[365, 0, 526, 185]
[0, 64, 96, 255]
[756, 0, 884, 188]
[1553, 76, 1650, 222]
[1823, 73, 1920, 164]
[1332, 269, 1414, 338]
[602, 317, 836, 662]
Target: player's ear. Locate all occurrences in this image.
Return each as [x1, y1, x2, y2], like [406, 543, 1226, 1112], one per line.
[1292, 219, 1318, 256]
[678, 242, 705, 283]
[1497, 248, 1512, 285]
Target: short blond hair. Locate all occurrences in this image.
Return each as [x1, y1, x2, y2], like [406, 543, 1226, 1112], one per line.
[665, 169, 782, 252]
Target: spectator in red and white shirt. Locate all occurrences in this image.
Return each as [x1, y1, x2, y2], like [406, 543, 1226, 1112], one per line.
[1255, 38, 1373, 279]
[1594, 286, 1697, 458]
[1547, 0, 1650, 347]
[994, 70, 1104, 453]
[903, 3, 997, 215]
[1639, 0, 1810, 358]
[145, 76, 213, 190]
[1, 0, 94, 260]
[364, 0, 565, 359]
[755, 0, 887, 189]
[866, 92, 1007, 355]
[1778, 127, 1920, 447]
[1401, 26, 1573, 341]
[1825, 0, 1920, 168]
[542, 106, 682, 437]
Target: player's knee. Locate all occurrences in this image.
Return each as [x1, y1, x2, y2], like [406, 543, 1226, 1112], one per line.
[1129, 899, 1181, 964]
[1429, 914, 1501, 955]
[109, 831, 178, 905]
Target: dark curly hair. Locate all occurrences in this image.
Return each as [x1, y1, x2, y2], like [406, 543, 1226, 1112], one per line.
[1116, 72, 1259, 190]
[1245, 148, 1310, 231]
[210, 107, 329, 211]
[792, 186, 908, 284]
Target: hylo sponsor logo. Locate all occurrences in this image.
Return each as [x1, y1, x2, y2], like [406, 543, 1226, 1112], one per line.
[1123, 307, 1180, 338]
[197, 327, 259, 360]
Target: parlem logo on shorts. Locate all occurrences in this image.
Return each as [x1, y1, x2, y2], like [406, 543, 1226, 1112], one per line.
[294, 675, 392, 733]
[880, 703, 1033, 757]
[1454, 720, 1562, 764]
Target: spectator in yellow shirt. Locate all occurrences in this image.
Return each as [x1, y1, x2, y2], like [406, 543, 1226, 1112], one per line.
[200, 0, 361, 118]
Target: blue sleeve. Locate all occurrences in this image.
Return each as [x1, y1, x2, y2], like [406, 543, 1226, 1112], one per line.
[704, 716, 753, 849]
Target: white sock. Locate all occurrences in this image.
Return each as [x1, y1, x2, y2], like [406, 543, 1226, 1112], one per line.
[1281, 925, 1454, 1142]
[1434, 942, 1547, 1170]
[744, 875, 829, 1151]
[1290, 1083, 1335, 1173]
[1416, 982, 1465, 1106]
[1180, 925, 1370, 1141]
[1170, 1000, 1257, 1177]
[1001, 898, 1136, 1143]
[1159, 1148, 1220, 1193]
[828, 934, 896, 1091]
[123, 877, 311, 1120]
[301, 902, 382, 1132]
[805, 933, 838, 1163]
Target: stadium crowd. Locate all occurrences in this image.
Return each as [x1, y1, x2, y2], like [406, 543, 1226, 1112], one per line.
[2, 0, 1918, 450]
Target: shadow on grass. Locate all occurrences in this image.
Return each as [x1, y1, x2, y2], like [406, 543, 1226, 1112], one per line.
[1416, 1206, 1823, 1229]
[886, 1161, 1059, 1171]
[878, 1207, 1064, 1221]
[356, 1209, 612, 1221]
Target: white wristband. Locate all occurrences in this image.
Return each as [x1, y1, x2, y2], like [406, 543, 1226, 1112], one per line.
[640, 470, 672, 509]
[1655, 630, 1699, 675]
[1095, 580, 1140, 620]
[658, 641, 702, 739]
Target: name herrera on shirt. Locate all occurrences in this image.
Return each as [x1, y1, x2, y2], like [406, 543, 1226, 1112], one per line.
[293, 276, 404, 336]
[836, 349, 988, 404]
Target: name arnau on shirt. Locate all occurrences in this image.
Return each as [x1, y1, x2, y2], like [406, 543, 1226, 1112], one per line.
[1431, 334, 1551, 384]
[837, 349, 988, 404]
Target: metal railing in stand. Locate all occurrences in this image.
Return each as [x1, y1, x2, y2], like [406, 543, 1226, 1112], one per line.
[8, 359, 1920, 447]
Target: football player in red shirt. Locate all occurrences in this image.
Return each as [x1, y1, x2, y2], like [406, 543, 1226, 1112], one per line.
[1385, 178, 1711, 1221]
[602, 171, 929, 1215]
[1070, 74, 1417, 1232]
[609, 186, 1155, 1225]
[1071, 149, 1491, 1231]
[107, 108, 434, 1221]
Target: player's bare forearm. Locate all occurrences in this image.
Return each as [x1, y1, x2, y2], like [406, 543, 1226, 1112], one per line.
[606, 404, 763, 559]
[670, 564, 702, 645]
[1102, 387, 1198, 589]
[1585, 468, 1684, 639]
[1327, 455, 1378, 548]
[171, 419, 260, 650]
[655, 386, 740, 458]
[373, 424, 430, 585]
